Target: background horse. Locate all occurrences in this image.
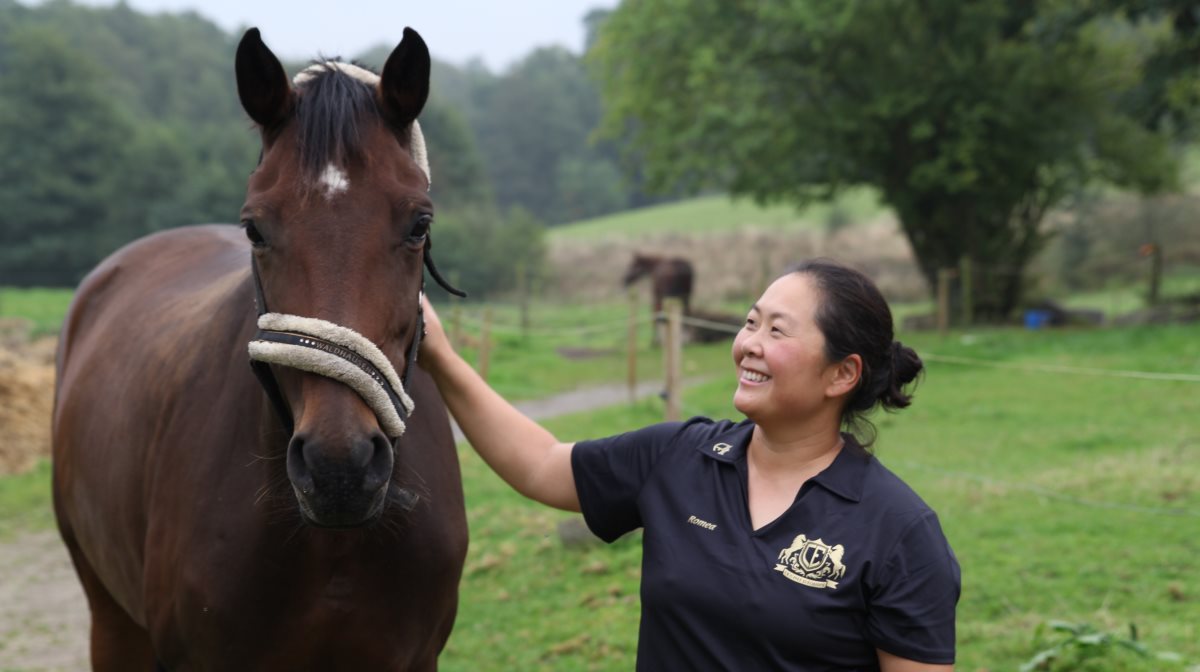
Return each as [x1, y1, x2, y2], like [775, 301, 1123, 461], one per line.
[623, 253, 694, 344]
[622, 253, 694, 316]
[52, 28, 467, 671]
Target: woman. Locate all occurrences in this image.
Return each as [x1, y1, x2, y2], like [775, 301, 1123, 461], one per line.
[420, 259, 959, 671]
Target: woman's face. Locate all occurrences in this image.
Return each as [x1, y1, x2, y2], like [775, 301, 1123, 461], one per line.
[731, 273, 846, 425]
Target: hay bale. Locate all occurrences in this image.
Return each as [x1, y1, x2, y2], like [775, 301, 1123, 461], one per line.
[0, 342, 56, 475]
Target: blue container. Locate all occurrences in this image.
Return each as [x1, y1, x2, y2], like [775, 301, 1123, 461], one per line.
[1024, 309, 1051, 330]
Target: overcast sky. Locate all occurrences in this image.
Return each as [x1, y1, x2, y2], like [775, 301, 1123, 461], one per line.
[58, 0, 619, 71]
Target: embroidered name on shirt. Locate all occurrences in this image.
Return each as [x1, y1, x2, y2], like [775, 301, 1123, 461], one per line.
[687, 515, 717, 531]
[774, 534, 847, 589]
[711, 442, 732, 455]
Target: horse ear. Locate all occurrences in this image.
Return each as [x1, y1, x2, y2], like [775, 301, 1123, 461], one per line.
[379, 27, 431, 130]
[235, 28, 293, 130]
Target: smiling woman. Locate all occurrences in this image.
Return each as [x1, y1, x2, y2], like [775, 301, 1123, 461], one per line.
[420, 257, 959, 671]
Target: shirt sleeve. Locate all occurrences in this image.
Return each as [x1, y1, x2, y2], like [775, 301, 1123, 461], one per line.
[570, 421, 685, 542]
[864, 510, 961, 664]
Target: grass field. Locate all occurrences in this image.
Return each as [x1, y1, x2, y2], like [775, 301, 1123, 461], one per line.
[547, 188, 885, 242]
[0, 288, 73, 337]
[2, 288, 1198, 671]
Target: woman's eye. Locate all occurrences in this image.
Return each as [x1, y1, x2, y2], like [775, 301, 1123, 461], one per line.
[409, 214, 431, 243]
[243, 220, 266, 247]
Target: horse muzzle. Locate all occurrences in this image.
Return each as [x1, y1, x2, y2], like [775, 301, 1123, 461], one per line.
[287, 428, 393, 528]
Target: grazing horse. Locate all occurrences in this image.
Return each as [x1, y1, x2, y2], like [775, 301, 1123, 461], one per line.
[52, 28, 468, 671]
[622, 253, 694, 316]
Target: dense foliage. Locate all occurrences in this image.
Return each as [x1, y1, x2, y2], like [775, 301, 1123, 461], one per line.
[0, 0, 604, 294]
[591, 0, 1195, 318]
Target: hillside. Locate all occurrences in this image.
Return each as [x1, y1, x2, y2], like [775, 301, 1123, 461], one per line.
[543, 191, 925, 306]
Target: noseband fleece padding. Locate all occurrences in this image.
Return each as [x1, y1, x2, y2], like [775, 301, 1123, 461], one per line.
[248, 313, 415, 438]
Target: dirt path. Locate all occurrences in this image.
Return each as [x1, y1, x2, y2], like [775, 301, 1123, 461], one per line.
[0, 378, 697, 671]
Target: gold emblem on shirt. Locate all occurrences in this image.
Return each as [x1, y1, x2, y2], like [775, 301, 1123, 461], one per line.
[774, 534, 847, 589]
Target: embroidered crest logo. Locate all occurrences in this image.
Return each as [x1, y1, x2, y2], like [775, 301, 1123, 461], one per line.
[774, 534, 847, 589]
[712, 442, 732, 455]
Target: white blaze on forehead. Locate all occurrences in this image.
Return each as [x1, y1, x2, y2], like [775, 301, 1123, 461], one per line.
[292, 61, 432, 188]
[319, 163, 350, 198]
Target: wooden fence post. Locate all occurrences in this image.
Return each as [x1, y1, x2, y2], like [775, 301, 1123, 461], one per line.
[449, 271, 462, 350]
[936, 268, 954, 336]
[516, 262, 530, 339]
[663, 298, 683, 422]
[627, 286, 639, 404]
[959, 256, 973, 326]
[478, 306, 492, 381]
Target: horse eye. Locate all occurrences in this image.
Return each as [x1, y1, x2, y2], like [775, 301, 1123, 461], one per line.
[409, 214, 431, 243]
[242, 220, 266, 247]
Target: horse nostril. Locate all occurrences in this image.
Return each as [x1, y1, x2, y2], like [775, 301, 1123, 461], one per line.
[286, 435, 315, 495]
[363, 433, 394, 492]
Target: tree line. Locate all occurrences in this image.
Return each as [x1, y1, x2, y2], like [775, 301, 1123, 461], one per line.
[0, 1, 647, 293]
[3, 0, 1197, 317]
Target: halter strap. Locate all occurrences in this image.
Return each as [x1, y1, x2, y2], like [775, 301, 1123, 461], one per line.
[247, 242, 464, 440]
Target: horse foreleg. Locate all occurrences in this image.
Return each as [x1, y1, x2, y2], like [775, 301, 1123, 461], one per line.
[61, 536, 157, 671]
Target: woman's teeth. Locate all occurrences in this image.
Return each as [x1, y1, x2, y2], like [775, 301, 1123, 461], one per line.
[741, 370, 769, 383]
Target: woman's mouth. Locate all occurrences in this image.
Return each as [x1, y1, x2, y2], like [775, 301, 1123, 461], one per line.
[740, 369, 770, 384]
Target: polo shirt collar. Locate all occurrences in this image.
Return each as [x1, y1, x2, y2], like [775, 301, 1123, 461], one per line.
[693, 422, 869, 503]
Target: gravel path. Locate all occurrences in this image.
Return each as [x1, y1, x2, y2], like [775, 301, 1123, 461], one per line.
[0, 378, 692, 671]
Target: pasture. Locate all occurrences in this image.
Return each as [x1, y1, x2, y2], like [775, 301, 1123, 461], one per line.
[1, 291, 1196, 670]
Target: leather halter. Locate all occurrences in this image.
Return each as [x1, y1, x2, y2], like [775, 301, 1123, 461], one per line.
[248, 242, 464, 440]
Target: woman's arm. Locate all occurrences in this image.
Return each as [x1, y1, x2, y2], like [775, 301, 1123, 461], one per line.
[418, 296, 580, 511]
[877, 650, 953, 672]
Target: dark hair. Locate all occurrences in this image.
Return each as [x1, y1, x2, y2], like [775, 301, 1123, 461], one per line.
[784, 258, 923, 446]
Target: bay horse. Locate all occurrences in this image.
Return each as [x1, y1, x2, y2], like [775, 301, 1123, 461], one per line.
[52, 28, 468, 671]
[622, 253, 694, 316]
[623, 253, 694, 344]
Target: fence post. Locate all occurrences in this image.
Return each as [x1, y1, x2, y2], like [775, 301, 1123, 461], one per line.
[959, 256, 973, 326]
[449, 271, 463, 350]
[627, 286, 639, 404]
[937, 268, 954, 336]
[663, 298, 683, 422]
[516, 262, 530, 339]
[478, 306, 492, 381]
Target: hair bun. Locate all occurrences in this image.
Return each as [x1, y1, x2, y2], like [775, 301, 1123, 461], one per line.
[881, 341, 923, 409]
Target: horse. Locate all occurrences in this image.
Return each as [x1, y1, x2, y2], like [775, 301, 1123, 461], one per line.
[623, 253, 694, 344]
[622, 253, 694, 316]
[51, 28, 468, 671]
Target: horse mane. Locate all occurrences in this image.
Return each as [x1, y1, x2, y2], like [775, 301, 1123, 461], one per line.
[290, 61, 431, 188]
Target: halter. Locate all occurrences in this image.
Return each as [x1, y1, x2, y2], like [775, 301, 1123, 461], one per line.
[245, 60, 463, 442]
[248, 246, 464, 441]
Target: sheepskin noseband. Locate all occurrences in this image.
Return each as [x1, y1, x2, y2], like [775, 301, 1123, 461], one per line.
[248, 313, 415, 438]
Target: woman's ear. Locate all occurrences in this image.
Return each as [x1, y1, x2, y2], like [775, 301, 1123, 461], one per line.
[825, 354, 862, 399]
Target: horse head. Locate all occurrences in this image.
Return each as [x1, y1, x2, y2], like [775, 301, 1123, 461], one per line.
[622, 253, 658, 287]
[235, 28, 459, 528]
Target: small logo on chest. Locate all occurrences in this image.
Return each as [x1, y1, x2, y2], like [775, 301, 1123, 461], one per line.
[774, 534, 847, 589]
[687, 515, 718, 531]
[711, 442, 732, 455]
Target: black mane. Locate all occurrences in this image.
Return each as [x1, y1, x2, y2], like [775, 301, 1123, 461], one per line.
[293, 63, 380, 182]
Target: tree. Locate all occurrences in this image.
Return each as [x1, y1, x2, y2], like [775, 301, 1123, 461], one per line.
[591, 0, 1180, 319]
[0, 27, 136, 285]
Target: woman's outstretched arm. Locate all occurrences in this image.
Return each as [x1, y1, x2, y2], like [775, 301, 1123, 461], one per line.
[418, 296, 580, 512]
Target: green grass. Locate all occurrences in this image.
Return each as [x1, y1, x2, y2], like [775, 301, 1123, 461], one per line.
[548, 188, 885, 242]
[445, 300, 735, 401]
[0, 460, 54, 540]
[0, 287, 73, 337]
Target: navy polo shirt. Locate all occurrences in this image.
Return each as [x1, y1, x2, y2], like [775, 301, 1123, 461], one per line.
[571, 417, 960, 671]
